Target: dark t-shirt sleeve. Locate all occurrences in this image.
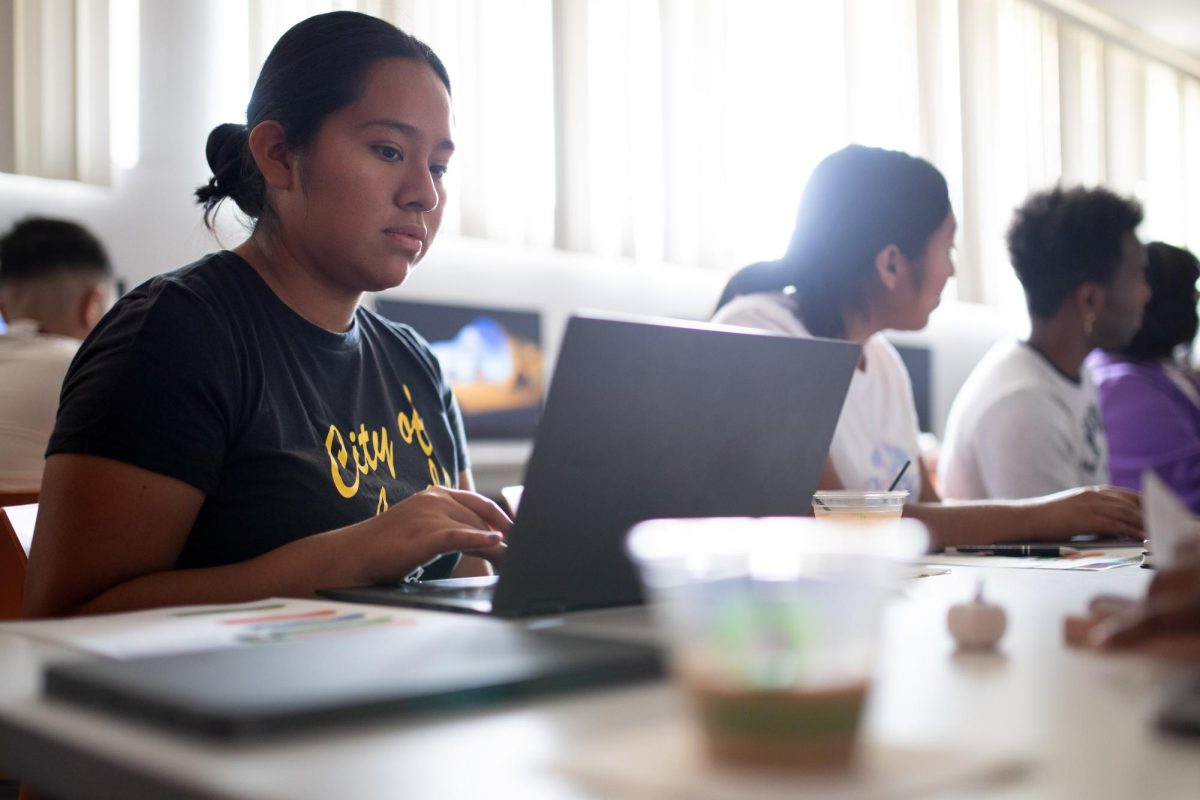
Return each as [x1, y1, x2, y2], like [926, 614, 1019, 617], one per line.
[49, 279, 237, 494]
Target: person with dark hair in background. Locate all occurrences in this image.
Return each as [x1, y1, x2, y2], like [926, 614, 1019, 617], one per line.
[714, 146, 1142, 550]
[1087, 242, 1200, 511]
[940, 186, 1151, 501]
[23, 11, 508, 618]
[0, 217, 115, 492]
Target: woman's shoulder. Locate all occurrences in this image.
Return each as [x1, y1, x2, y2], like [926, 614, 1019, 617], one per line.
[77, 252, 254, 366]
[862, 334, 913, 389]
[120, 252, 253, 320]
[712, 292, 806, 336]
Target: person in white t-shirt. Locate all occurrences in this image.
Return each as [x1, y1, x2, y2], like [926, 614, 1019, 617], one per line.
[0, 218, 116, 492]
[713, 145, 1142, 550]
[940, 187, 1151, 500]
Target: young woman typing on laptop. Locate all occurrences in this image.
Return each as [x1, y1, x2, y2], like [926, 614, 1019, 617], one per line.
[712, 145, 1142, 550]
[23, 12, 509, 618]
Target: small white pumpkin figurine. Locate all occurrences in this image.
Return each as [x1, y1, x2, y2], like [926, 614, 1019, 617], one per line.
[947, 581, 1007, 650]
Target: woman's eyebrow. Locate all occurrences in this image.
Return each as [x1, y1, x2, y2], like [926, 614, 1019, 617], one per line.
[359, 118, 455, 152]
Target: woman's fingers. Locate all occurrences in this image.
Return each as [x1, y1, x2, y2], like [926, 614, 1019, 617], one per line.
[416, 528, 503, 564]
[443, 487, 514, 534]
[462, 541, 508, 566]
[411, 487, 512, 534]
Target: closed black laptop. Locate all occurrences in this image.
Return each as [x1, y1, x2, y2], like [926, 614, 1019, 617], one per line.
[322, 311, 860, 617]
[44, 624, 663, 740]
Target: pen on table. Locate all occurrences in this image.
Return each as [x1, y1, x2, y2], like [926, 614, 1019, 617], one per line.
[945, 544, 1081, 557]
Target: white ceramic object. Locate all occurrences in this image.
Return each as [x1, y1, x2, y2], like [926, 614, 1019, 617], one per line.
[947, 582, 1007, 649]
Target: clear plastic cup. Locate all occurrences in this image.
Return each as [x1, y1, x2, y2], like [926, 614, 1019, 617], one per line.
[627, 516, 927, 770]
[811, 490, 908, 521]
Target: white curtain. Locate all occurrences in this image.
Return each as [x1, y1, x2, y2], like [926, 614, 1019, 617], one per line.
[0, 0, 111, 184]
[241, 0, 1200, 307]
[960, 0, 1200, 306]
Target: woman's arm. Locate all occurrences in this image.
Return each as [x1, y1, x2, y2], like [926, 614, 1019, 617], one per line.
[22, 455, 509, 618]
[904, 486, 1142, 550]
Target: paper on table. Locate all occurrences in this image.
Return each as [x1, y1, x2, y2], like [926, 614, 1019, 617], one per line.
[0, 597, 488, 660]
[1142, 470, 1200, 571]
[4, 503, 37, 554]
[922, 549, 1143, 571]
[558, 717, 1032, 800]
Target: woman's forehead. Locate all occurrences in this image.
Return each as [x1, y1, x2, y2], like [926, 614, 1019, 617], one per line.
[342, 58, 453, 135]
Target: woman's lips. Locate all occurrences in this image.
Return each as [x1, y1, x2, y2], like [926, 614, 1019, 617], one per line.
[385, 229, 424, 252]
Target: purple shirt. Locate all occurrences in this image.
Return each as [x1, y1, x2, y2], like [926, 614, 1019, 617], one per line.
[1087, 350, 1200, 512]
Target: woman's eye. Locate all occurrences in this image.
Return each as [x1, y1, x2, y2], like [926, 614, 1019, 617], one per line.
[373, 145, 402, 162]
[430, 164, 449, 179]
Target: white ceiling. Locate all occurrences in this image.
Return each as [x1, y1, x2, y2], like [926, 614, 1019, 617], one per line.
[1079, 0, 1200, 62]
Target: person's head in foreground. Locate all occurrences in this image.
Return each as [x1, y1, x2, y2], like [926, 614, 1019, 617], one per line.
[196, 9, 454, 302]
[1007, 186, 1149, 353]
[716, 144, 955, 340]
[1104, 241, 1199, 364]
[0, 217, 115, 339]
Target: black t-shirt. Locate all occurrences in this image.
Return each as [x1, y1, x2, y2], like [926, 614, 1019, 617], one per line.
[49, 252, 469, 577]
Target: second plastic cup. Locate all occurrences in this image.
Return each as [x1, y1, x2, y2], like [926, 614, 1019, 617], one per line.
[811, 490, 908, 521]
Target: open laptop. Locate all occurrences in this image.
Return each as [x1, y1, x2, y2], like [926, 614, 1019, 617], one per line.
[321, 311, 860, 617]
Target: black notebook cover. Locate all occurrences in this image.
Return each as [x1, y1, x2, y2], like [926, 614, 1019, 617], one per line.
[43, 623, 663, 740]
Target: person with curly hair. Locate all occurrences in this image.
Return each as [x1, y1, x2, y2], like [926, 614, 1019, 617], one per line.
[1087, 242, 1200, 511]
[940, 186, 1151, 500]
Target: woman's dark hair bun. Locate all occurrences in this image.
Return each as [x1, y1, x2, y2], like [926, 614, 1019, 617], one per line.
[195, 123, 263, 226]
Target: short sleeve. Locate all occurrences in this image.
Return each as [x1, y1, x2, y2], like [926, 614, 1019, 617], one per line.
[48, 280, 239, 494]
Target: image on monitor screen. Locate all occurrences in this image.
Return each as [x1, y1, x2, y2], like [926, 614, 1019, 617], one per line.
[375, 298, 543, 440]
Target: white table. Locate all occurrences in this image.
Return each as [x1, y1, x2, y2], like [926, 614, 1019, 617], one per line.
[1, 561, 1198, 799]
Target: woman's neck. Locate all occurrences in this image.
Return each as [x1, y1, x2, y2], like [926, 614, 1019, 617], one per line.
[234, 235, 360, 333]
[840, 309, 879, 348]
[838, 309, 878, 371]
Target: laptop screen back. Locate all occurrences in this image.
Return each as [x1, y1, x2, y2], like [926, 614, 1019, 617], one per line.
[491, 312, 859, 616]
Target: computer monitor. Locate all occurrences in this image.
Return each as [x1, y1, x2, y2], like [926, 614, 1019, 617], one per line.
[893, 342, 933, 433]
[374, 299, 543, 440]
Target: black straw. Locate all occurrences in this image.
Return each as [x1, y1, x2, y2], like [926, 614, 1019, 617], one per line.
[887, 460, 912, 492]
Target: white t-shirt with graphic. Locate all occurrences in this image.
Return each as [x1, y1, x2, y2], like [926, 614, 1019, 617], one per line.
[939, 338, 1108, 500]
[713, 292, 923, 498]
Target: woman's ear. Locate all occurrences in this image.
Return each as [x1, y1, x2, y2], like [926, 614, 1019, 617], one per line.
[246, 121, 294, 191]
[874, 244, 904, 290]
